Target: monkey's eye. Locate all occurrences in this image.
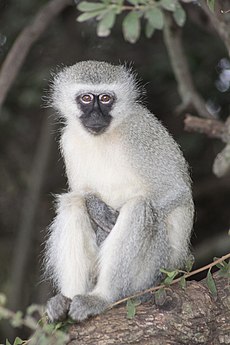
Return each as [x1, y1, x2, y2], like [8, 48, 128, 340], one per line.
[80, 94, 94, 104]
[99, 94, 112, 104]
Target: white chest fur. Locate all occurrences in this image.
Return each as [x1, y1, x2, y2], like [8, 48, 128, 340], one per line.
[61, 126, 145, 210]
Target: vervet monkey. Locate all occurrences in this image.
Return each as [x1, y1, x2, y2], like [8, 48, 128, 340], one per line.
[45, 61, 194, 322]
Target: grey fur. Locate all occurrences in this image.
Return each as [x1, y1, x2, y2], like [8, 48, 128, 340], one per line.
[69, 295, 108, 322]
[85, 194, 119, 246]
[46, 294, 71, 322]
[45, 60, 194, 323]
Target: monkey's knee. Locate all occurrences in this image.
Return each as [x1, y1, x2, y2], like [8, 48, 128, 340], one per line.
[57, 192, 86, 211]
[46, 294, 71, 322]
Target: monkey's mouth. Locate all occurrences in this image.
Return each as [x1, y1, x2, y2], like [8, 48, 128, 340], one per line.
[84, 124, 108, 135]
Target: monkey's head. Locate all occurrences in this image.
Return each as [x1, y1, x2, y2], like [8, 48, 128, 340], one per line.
[51, 61, 141, 135]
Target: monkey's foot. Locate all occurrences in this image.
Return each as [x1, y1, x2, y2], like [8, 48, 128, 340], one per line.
[46, 293, 71, 322]
[69, 294, 108, 322]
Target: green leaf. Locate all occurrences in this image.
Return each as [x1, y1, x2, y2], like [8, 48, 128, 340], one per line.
[218, 261, 230, 278]
[13, 337, 23, 345]
[145, 7, 164, 30]
[160, 268, 178, 278]
[164, 276, 174, 285]
[161, 268, 178, 285]
[26, 304, 44, 316]
[0, 307, 11, 319]
[160, 268, 173, 276]
[145, 21, 155, 38]
[97, 10, 116, 37]
[160, 0, 176, 12]
[155, 288, 167, 305]
[6, 339, 11, 345]
[127, 0, 139, 4]
[77, 10, 103, 22]
[215, 262, 224, 269]
[127, 0, 148, 4]
[206, 269, 217, 296]
[122, 11, 141, 43]
[207, 0, 215, 12]
[185, 254, 195, 272]
[173, 3, 186, 27]
[0, 293, 7, 306]
[179, 276, 186, 289]
[10, 311, 23, 328]
[77, 2, 106, 12]
[43, 323, 56, 334]
[126, 299, 138, 319]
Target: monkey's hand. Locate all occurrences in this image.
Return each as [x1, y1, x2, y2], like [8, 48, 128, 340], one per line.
[86, 194, 118, 227]
[85, 194, 119, 246]
[69, 294, 108, 322]
[46, 293, 71, 322]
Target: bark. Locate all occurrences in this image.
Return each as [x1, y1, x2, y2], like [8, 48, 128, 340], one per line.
[67, 273, 230, 345]
[184, 114, 230, 177]
[184, 114, 229, 142]
[199, 0, 230, 57]
[163, 12, 212, 118]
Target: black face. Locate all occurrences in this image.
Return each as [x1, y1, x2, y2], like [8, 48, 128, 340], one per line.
[76, 93, 115, 135]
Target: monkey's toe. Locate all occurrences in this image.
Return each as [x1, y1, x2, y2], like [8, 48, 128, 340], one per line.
[46, 293, 71, 322]
[69, 294, 108, 322]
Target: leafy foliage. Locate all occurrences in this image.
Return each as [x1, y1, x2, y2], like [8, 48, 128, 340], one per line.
[76, 0, 187, 43]
[154, 287, 167, 305]
[126, 299, 140, 319]
[0, 257, 229, 340]
[206, 268, 217, 296]
[160, 268, 180, 285]
[0, 295, 69, 345]
[215, 257, 230, 278]
[207, 0, 215, 12]
[122, 11, 141, 43]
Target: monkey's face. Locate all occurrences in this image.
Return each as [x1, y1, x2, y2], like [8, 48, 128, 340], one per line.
[76, 92, 115, 135]
[51, 61, 141, 134]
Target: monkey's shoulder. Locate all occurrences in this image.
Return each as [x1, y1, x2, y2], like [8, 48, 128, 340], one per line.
[122, 106, 184, 158]
[121, 106, 190, 187]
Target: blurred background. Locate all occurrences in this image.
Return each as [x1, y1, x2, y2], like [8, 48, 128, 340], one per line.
[0, 0, 230, 341]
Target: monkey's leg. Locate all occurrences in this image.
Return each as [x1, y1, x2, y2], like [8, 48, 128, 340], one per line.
[45, 192, 98, 322]
[69, 197, 172, 322]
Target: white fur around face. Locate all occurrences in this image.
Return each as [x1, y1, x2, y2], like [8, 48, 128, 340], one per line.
[61, 125, 146, 210]
[53, 82, 137, 127]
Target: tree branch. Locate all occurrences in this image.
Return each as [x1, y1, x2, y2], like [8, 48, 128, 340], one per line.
[163, 11, 212, 118]
[184, 114, 230, 177]
[68, 273, 229, 345]
[200, 0, 230, 57]
[0, 0, 72, 109]
[184, 114, 229, 142]
[111, 253, 230, 308]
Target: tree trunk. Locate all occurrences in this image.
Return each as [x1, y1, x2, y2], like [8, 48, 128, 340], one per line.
[68, 273, 230, 345]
